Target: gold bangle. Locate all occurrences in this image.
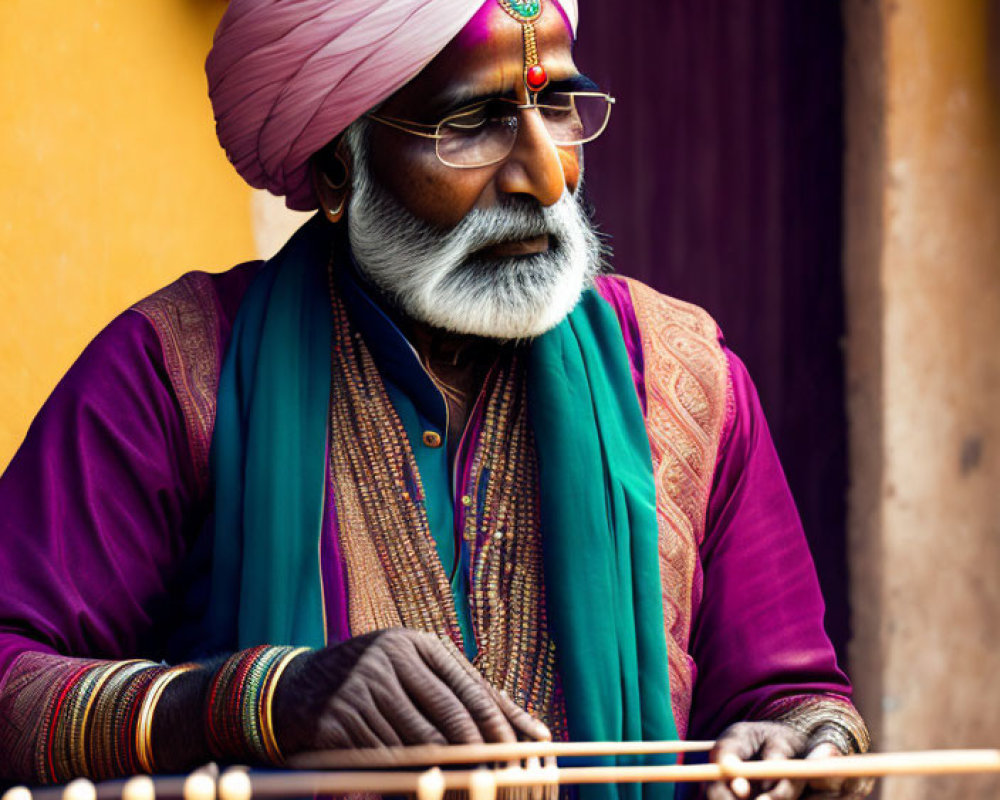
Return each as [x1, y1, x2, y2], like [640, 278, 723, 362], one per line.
[135, 665, 197, 774]
[259, 647, 310, 764]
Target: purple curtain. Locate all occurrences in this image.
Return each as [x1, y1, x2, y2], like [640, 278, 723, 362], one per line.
[576, 3, 850, 661]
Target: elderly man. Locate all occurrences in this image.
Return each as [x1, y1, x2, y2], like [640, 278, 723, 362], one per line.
[0, 2, 869, 799]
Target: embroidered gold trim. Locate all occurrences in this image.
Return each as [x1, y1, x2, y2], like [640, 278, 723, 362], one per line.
[626, 278, 730, 736]
[133, 272, 222, 490]
[758, 693, 872, 754]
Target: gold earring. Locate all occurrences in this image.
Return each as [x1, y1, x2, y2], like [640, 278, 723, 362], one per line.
[325, 195, 347, 224]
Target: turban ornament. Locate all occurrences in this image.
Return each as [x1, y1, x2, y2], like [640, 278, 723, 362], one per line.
[207, 0, 578, 211]
[497, 0, 549, 93]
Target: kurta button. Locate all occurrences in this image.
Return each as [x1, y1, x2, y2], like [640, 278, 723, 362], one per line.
[422, 430, 443, 448]
[461, 495, 473, 507]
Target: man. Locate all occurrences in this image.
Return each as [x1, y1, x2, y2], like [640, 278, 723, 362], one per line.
[0, 2, 870, 799]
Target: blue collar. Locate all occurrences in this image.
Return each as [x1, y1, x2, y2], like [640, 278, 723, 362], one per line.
[337, 261, 448, 430]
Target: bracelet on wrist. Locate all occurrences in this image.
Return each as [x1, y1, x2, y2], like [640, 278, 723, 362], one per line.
[205, 646, 310, 765]
[135, 664, 198, 774]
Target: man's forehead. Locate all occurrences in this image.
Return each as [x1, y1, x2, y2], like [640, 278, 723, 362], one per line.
[385, 1, 577, 115]
[453, 0, 572, 50]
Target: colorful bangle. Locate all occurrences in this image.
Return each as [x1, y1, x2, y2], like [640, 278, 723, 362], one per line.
[259, 647, 308, 764]
[206, 646, 310, 765]
[135, 664, 198, 774]
[42, 659, 164, 783]
[91, 661, 162, 779]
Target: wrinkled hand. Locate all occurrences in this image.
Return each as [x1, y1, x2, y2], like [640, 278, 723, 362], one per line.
[709, 722, 874, 800]
[272, 628, 550, 755]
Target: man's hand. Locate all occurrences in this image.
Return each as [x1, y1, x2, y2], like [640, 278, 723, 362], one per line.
[709, 722, 874, 800]
[272, 628, 550, 755]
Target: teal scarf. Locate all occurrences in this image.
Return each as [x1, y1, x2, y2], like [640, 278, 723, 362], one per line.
[530, 295, 678, 800]
[206, 216, 332, 650]
[208, 219, 677, 799]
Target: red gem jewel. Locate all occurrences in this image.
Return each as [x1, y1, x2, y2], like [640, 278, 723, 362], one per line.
[526, 64, 548, 92]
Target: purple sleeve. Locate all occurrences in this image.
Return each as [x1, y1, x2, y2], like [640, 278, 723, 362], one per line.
[686, 348, 851, 739]
[0, 310, 199, 688]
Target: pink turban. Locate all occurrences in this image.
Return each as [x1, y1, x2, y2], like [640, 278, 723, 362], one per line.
[207, 0, 579, 211]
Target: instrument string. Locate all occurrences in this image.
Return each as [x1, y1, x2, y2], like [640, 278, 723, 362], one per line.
[7, 747, 1000, 800]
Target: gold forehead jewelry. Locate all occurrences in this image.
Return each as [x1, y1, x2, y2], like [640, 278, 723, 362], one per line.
[496, 0, 549, 93]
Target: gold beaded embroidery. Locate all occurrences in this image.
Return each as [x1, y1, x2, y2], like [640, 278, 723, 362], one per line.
[327, 265, 564, 735]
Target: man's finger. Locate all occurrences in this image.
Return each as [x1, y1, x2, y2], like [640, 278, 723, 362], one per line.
[356, 689, 405, 746]
[805, 777, 876, 800]
[335, 704, 387, 748]
[353, 653, 450, 745]
[715, 754, 751, 799]
[842, 775, 877, 798]
[399, 656, 486, 743]
[495, 689, 552, 742]
[705, 777, 740, 800]
[760, 733, 801, 761]
[756, 778, 807, 800]
[317, 703, 386, 749]
[712, 728, 760, 797]
[415, 634, 522, 743]
[760, 728, 810, 800]
[804, 742, 847, 794]
[712, 730, 758, 762]
[374, 636, 484, 743]
[756, 734, 804, 798]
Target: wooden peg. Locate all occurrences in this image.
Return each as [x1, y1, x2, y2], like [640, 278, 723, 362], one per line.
[1, 787, 32, 800]
[62, 779, 95, 800]
[183, 771, 216, 800]
[525, 756, 547, 800]
[416, 767, 446, 800]
[122, 775, 156, 800]
[218, 769, 252, 800]
[469, 768, 497, 800]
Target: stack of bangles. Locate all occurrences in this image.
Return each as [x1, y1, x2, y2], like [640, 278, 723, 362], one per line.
[36, 646, 308, 784]
[206, 646, 311, 766]
[41, 660, 189, 782]
[134, 664, 198, 774]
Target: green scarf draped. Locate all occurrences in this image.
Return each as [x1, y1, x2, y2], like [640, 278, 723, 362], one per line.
[529, 293, 678, 800]
[208, 218, 677, 799]
[206, 216, 332, 650]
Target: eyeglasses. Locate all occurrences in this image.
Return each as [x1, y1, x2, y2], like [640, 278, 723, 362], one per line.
[367, 91, 615, 169]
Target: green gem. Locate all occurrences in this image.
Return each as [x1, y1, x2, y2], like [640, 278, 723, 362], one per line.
[506, 0, 541, 20]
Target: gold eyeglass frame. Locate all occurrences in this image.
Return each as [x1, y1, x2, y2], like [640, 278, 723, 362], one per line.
[366, 91, 616, 169]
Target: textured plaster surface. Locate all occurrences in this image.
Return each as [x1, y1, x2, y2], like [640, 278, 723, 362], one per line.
[0, 1, 258, 469]
[844, 0, 886, 756]
[251, 190, 313, 261]
[846, 1, 1000, 797]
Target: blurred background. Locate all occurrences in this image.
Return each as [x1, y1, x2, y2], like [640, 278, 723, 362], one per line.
[1, 2, 999, 798]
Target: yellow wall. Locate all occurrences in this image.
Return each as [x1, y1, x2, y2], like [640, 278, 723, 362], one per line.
[0, 1, 257, 468]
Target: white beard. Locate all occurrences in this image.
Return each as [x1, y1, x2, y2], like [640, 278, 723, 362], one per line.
[343, 121, 604, 340]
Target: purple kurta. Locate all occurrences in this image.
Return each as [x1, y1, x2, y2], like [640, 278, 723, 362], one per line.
[0, 264, 849, 746]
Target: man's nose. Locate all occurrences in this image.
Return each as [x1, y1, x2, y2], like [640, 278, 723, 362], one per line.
[494, 107, 567, 206]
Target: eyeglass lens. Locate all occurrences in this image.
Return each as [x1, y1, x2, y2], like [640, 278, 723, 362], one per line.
[436, 93, 611, 168]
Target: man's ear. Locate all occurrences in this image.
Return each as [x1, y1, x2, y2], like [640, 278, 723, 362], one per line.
[312, 137, 352, 224]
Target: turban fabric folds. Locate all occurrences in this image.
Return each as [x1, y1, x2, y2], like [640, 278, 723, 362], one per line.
[207, 0, 580, 211]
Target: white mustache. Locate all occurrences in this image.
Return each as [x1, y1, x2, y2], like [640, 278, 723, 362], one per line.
[453, 202, 557, 253]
